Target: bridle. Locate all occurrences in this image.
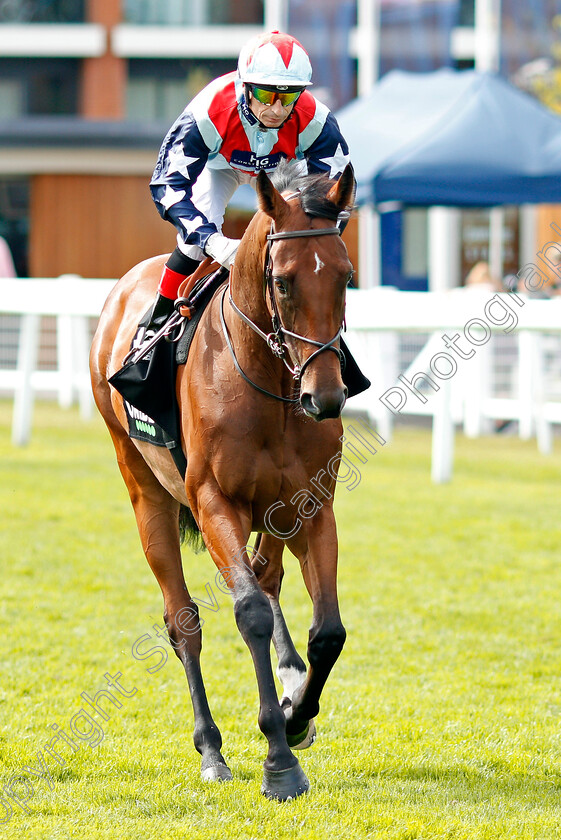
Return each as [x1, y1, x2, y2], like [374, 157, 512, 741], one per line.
[221, 218, 345, 404]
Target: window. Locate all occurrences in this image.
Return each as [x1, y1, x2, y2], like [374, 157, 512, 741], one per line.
[125, 0, 208, 25]
[124, 0, 262, 25]
[0, 79, 23, 117]
[403, 208, 428, 279]
[127, 78, 192, 123]
[381, 208, 429, 291]
[0, 0, 84, 23]
[28, 59, 79, 114]
[458, 0, 474, 26]
[0, 59, 79, 115]
[127, 58, 234, 122]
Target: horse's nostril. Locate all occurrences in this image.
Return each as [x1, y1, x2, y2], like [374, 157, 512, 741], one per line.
[300, 392, 321, 417]
[301, 390, 346, 421]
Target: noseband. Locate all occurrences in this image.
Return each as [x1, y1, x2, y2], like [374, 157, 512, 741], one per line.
[224, 222, 344, 403]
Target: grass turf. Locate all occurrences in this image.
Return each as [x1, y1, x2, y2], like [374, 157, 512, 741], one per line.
[1, 401, 561, 839]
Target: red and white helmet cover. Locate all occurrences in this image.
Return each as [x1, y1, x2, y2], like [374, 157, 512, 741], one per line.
[238, 30, 313, 88]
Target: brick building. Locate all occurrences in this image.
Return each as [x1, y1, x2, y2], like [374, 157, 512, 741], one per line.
[0, 0, 266, 278]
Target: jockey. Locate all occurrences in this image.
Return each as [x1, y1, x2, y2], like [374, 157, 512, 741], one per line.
[147, 29, 351, 332]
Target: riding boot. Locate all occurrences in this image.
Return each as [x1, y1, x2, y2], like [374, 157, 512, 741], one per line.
[141, 291, 176, 332]
[141, 264, 189, 332]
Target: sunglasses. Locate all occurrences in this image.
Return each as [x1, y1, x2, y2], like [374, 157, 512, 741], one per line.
[250, 85, 303, 107]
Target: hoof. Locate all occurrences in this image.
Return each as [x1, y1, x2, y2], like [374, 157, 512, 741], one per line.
[201, 763, 233, 782]
[287, 718, 317, 750]
[261, 763, 310, 801]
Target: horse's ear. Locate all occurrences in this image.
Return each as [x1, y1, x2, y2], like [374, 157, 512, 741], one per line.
[327, 163, 356, 212]
[256, 170, 289, 221]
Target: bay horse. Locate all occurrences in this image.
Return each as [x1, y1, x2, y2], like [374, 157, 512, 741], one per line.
[89, 162, 356, 801]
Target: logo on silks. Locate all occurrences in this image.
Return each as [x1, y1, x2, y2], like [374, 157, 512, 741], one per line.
[124, 400, 168, 446]
[230, 150, 283, 173]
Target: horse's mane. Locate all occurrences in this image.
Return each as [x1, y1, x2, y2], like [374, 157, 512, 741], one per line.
[270, 160, 342, 222]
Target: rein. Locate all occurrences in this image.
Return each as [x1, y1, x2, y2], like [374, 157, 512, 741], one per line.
[223, 223, 344, 403]
[221, 287, 299, 404]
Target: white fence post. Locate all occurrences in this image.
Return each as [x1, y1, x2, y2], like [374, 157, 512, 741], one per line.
[57, 312, 74, 409]
[56, 275, 94, 418]
[530, 332, 553, 455]
[431, 378, 454, 483]
[12, 313, 41, 446]
[517, 330, 535, 440]
[73, 314, 95, 420]
[463, 340, 492, 438]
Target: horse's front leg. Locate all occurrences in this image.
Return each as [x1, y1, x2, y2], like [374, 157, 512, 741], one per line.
[284, 506, 346, 745]
[196, 488, 309, 800]
[251, 534, 316, 749]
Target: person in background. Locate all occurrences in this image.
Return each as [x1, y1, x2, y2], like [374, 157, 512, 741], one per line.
[464, 261, 501, 292]
[0, 236, 18, 365]
[0, 235, 16, 278]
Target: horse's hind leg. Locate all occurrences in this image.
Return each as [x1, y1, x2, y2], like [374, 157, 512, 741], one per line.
[252, 534, 316, 750]
[106, 426, 231, 782]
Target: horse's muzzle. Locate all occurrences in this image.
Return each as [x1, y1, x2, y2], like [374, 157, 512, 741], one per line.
[300, 386, 348, 421]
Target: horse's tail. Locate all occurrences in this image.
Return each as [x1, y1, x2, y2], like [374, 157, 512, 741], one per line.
[179, 504, 206, 554]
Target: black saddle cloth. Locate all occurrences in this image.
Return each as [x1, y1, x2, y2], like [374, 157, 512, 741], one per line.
[108, 270, 227, 475]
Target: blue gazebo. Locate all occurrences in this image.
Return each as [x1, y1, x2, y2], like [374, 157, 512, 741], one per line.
[336, 68, 561, 208]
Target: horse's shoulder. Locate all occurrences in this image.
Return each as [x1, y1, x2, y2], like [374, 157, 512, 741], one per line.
[103, 254, 170, 312]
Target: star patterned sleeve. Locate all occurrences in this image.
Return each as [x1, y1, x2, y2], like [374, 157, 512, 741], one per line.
[150, 110, 219, 251]
[304, 111, 351, 179]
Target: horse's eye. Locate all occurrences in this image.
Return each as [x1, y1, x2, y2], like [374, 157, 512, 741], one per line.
[274, 278, 288, 295]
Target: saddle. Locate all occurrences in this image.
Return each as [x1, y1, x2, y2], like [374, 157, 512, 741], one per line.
[108, 263, 228, 478]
